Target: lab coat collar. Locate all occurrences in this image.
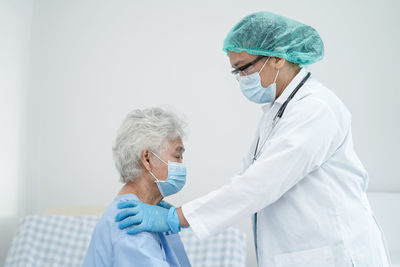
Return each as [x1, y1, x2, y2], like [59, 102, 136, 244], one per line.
[275, 68, 308, 105]
[261, 68, 308, 112]
[261, 102, 274, 112]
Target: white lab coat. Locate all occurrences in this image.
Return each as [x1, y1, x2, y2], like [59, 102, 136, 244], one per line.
[182, 68, 391, 267]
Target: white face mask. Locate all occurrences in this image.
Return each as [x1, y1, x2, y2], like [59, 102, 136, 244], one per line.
[148, 151, 187, 197]
[237, 57, 280, 104]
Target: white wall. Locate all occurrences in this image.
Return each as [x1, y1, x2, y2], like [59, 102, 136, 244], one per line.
[1, 0, 400, 266]
[0, 0, 33, 264]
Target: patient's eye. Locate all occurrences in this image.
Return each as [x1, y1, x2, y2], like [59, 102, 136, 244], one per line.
[174, 154, 183, 160]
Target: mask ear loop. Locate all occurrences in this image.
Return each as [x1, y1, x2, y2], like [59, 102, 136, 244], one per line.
[258, 57, 270, 74]
[150, 151, 168, 165]
[273, 69, 280, 83]
[149, 171, 161, 182]
[148, 151, 168, 183]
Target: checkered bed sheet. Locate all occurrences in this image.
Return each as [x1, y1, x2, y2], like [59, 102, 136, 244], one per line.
[4, 215, 246, 267]
[179, 227, 246, 267]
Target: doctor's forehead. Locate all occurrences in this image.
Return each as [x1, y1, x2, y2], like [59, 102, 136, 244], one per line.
[229, 51, 258, 68]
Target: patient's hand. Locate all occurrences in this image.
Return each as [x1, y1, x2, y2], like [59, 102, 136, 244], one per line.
[115, 199, 180, 234]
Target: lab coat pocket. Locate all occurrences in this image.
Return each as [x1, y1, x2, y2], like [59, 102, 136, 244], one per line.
[274, 246, 335, 267]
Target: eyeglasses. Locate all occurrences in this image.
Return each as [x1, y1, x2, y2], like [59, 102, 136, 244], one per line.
[231, 55, 265, 76]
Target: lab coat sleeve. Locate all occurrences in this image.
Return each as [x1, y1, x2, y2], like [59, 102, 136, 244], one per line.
[112, 233, 169, 267]
[182, 97, 348, 240]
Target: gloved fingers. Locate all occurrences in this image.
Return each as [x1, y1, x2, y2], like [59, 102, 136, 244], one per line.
[157, 200, 174, 209]
[118, 214, 142, 230]
[126, 223, 146, 235]
[117, 199, 140, 209]
[115, 208, 139, 222]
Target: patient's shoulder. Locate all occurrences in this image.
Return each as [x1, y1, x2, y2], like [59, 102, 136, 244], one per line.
[90, 211, 166, 264]
[111, 223, 165, 259]
[101, 196, 162, 247]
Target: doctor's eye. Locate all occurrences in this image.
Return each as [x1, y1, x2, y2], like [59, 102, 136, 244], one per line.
[242, 65, 257, 75]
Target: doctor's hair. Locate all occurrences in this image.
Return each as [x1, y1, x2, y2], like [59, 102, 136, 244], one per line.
[112, 107, 187, 183]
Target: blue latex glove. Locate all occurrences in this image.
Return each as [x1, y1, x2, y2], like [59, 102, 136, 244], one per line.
[157, 200, 174, 209]
[115, 199, 180, 234]
[157, 201, 189, 229]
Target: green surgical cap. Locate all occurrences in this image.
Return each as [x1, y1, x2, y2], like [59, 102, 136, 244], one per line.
[223, 11, 324, 66]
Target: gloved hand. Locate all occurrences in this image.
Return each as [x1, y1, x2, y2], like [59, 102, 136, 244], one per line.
[157, 200, 175, 209]
[115, 199, 180, 234]
[157, 200, 189, 229]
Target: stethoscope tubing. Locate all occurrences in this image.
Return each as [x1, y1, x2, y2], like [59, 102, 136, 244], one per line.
[252, 72, 311, 162]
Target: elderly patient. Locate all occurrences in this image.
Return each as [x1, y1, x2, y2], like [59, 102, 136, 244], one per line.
[83, 107, 191, 267]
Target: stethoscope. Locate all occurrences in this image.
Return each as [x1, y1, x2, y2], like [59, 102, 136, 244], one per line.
[252, 72, 311, 163]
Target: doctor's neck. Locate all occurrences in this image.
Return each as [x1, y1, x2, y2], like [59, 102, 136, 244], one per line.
[117, 174, 163, 205]
[275, 62, 301, 99]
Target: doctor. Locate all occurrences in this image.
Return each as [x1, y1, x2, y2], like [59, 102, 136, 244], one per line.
[115, 12, 391, 266]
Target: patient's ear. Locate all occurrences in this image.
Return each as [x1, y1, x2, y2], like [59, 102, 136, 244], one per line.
[141, 149, 152, 171]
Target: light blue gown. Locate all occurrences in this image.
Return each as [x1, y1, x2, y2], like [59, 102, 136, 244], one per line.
[83, 194, 191, 267]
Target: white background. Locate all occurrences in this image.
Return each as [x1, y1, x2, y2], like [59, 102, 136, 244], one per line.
[1, 0, 400, 266]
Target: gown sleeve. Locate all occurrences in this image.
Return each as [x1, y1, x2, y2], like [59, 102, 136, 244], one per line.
[112, 232, 170, 267]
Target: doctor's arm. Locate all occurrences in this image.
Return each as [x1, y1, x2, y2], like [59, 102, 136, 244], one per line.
[116, 98, 347, 238]
[178, 98, 347, 238]
[177, 208, 189, 227]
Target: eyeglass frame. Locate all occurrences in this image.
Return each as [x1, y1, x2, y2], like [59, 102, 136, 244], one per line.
[231, 55, 266, 75]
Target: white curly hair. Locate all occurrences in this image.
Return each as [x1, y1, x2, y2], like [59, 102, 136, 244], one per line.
[112, 107, 186, 183]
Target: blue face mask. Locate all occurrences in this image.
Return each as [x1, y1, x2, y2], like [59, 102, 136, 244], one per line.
[149, 151, 186, 197]
[237, 57, 280, 104]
